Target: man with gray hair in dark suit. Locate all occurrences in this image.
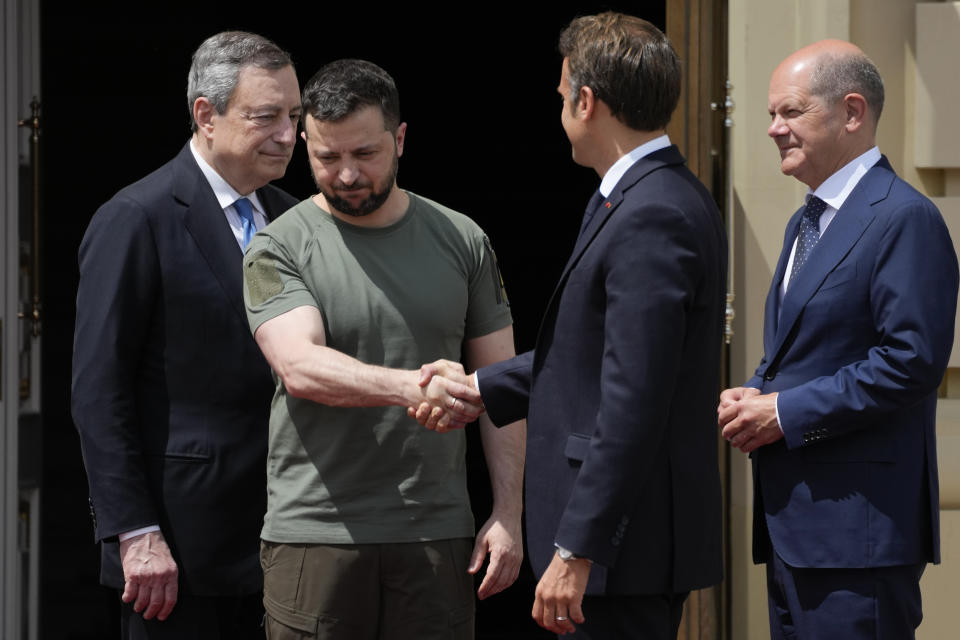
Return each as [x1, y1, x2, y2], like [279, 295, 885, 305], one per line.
[73, 30, 302, 639]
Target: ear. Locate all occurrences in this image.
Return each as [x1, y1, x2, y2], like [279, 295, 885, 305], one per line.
[193, 97, 216, 139]
[842, 92, 868, 133]
[576, 85, 596, 120]
[394, 122, 407, 157]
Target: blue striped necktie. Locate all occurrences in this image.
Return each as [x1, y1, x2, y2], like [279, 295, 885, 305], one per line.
[234, 197, 256, 249]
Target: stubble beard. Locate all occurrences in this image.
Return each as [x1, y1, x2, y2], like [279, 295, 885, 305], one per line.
[316, 154, 399, 218]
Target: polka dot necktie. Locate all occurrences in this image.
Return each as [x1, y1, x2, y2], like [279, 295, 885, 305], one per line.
[234, 197, 256, 249]
[788, 196, 828, 287]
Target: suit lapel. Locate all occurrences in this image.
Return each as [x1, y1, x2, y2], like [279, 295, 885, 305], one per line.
[534, 147, 686, 358]
[173, 144, 249, 320]
[763, 212, 801, 349]
[769, 159, 895, 360]
[555, 146, 686, 288]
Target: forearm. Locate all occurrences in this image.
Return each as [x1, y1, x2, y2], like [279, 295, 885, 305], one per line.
[478, 413, 525, 518]
[276, 343, 422, 408]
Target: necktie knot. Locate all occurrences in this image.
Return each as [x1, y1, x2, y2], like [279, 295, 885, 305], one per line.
[234, 197, 256, 249]
[803, 196, 828, 225]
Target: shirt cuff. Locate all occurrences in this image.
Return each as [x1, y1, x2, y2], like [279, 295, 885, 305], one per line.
[118, 525, 161, 542]
[473, 371, 481, 394]
[773, 394, 785, 434]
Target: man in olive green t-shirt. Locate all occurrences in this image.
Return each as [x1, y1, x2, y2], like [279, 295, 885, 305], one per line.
[242, 59, 525, 640]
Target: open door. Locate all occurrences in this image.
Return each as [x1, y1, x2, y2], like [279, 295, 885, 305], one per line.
[666, 0, 731, 638]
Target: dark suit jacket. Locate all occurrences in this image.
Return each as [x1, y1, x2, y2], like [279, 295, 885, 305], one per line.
[72, 142, 297, 595]
[746, 156, 958, 569]
[477, 146, 726, 595]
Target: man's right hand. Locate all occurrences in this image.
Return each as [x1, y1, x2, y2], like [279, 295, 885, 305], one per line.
[119, 530, 179, 621]
[408, 359, 484, 432]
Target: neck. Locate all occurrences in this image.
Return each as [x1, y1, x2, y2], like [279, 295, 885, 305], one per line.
[590, 125, 666, 178]
[191, 132, 255, 195]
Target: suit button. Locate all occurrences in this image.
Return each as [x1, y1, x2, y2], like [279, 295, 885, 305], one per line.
[610, 537, 621, 547]
[763, 371, 776, 381]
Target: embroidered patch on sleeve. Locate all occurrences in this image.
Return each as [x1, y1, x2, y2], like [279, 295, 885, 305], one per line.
[245, 251, 284, 307]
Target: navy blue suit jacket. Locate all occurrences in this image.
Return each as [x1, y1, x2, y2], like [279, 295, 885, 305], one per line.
[747, 156, 958, 568]
[477, 146, 726, 595]
[72, 143, 297, 595]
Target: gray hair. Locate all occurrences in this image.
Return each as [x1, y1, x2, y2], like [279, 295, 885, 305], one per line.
[809, 52, 884, 123]
[187, 31, 293, 132]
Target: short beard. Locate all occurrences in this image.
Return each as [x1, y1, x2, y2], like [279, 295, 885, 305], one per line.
[316, 153, 399, 218]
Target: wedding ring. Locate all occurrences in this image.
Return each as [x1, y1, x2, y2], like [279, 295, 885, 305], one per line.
[555, 616, 568, 622]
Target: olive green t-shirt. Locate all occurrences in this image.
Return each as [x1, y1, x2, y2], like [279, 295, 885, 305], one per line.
[243, 193, 512, 544]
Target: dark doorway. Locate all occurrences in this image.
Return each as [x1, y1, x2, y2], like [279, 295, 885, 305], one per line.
[40, 2, 665, 638]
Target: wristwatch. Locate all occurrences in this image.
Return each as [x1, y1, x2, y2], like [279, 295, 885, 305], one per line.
[555, 544, 582, 561]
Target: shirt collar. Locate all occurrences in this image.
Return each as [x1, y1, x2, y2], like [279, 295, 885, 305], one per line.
[189, 139, 264, 213]
[599, 134, 672, 197]
[808, 146, 881, 209]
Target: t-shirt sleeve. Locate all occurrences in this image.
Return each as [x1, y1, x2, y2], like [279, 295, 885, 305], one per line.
[243, 234, 321, 334]
[464, 233, 513, 339]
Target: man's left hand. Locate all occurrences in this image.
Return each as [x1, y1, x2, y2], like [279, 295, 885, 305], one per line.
[470, 512, 523, 600]
[531, 552, 590, 635]
[718, 391, 783, 453]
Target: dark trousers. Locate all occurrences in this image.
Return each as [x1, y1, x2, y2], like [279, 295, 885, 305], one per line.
[766, 550, 925, 640]
[120, 591, 264, 640]
[567, 592, 688, 640]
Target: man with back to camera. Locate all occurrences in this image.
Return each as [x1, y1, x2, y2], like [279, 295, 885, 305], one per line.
[72, 31, 302, 639]
[414, 12, 726, 639]
[241, 58, 525, 639]
[718, 40, 959, 639]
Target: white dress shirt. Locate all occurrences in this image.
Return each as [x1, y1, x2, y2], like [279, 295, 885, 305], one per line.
[599, 134, 672, 197]
[773, 146, 882, 431]
[189, 140, 270, 248]
[118, 143, 273, 543]
[780, 146, 882, 298]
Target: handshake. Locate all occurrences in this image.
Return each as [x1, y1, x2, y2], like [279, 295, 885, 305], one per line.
[407, 359, 484, 433]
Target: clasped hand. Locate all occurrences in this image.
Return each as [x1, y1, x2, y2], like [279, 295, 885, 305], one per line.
[408, 359, 484, 432]
[717, 387, 783, 453]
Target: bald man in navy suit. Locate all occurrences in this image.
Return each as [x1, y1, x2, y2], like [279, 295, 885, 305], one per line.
[719, 40, 958, 639]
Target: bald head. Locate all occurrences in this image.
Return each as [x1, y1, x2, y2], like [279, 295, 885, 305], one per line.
[774, 39, 884, 125]
[767, 40, 883, 189]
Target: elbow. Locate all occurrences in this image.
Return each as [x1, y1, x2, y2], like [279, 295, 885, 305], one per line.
[282, 375, 310, 400]
[272, 358, 312, 400]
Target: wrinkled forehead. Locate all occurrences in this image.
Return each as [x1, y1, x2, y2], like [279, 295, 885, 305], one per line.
[768, 60, 816, 104]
